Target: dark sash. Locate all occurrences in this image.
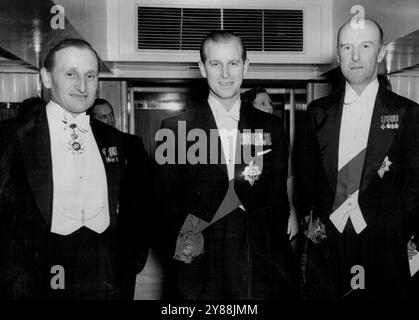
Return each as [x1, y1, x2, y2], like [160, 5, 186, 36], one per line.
[332, 148, 366, 211]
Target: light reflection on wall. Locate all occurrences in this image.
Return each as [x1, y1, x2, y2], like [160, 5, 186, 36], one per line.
[140, 100, 185, 110]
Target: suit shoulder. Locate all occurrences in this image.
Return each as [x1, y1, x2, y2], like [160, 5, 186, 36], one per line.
[0, 108, 45, 136]
[122, 131, 145, 147]
[307, 93, 341, 113]
[91, 118, 126, 142]
[246, 105, 283, 126]
[382, 89, 419, 109]
[161, 109, 197, 126]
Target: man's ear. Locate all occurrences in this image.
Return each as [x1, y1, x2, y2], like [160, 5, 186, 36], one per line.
[243, 58, 250, 76]
[377, 45, 387, 63]
[40, 67, 52, 89]
[198, 60, 207, 78]
[336, 47, 341, 65]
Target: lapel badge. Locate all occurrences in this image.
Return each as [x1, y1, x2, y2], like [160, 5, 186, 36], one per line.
[242, 160, 262, 186]
[377, 156, 392, 178]
[381, 114, 399, 130]
[101, 146, 119, 163]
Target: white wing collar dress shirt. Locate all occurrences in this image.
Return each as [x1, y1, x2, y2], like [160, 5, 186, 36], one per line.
[329, 79, 379, 234]
[46, 101, 110, 235]
[208, 95, 244, 211]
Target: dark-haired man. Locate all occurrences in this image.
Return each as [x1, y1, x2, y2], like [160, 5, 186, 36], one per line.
[297, 18, 419, 300]
[157, 31, 298, 299]
[0, 38, 148, 299]
[87, 98, 116, 127]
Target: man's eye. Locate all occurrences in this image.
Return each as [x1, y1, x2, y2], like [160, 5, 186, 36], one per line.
[87, 74, 97, 80]
[66, 72, 75, 77]
[211, 62, 220, 67]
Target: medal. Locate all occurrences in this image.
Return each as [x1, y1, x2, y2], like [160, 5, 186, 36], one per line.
[72, 141, 82, 151]
[381, 114, 399, 130]
[174, 230, 205, 264]
[182, 233, 194, 257]
[64, 121, 86, 154]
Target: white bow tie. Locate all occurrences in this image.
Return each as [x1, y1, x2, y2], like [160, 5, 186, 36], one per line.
[216, 109, 240, 121]
[344, 97, 362, 105]
[63, 114, 90, 132]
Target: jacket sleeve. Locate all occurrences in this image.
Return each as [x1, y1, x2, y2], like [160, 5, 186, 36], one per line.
[400, 104, 419, 242]
[294, 102, 320, 219]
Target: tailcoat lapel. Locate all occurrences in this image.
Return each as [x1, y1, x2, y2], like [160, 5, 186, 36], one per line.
[90, 120, 122, 226]
[317, 94, 344, 194]
[194, 102, 228, 177]
[19, 108, 53, 227]
[236, 103, 254, 180]
[360, 88, 402, 193]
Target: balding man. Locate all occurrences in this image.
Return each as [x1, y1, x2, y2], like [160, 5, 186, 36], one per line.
[296, 18, 419, 300]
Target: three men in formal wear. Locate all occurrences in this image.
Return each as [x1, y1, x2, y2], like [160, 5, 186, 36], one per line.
[156, 31, 298, 299]
[297, 19, 419, 299]
[0, 39, 149, 299]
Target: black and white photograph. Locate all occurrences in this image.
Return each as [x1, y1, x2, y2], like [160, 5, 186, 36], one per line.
[0, 0, 419, 314]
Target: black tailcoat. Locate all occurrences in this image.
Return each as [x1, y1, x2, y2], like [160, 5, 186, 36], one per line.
[156, 102, 298, 300]
[296, 87, 419, 299]
[0, 108, 150, 299]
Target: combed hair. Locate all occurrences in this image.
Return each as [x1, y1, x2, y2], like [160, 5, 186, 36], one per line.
[86, 98, 113, 116]
[242, 87, 268, 104]
[42, 38, 100, 71]
[200, 30, 247, 62]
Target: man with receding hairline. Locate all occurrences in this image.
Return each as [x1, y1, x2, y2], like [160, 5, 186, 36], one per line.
[297, 18, 419, 299]
[0, 38, 148, 299]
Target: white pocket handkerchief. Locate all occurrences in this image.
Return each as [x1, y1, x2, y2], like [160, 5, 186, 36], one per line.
[256, 149, 272, 157]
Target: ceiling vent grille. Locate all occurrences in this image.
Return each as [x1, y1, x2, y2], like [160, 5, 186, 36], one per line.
[137, 7, 303, 52]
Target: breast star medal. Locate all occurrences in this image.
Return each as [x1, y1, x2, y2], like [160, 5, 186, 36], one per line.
[67, 123, 86, 154]
[377, 156, 392, 178]
[242, 160, 262, 186]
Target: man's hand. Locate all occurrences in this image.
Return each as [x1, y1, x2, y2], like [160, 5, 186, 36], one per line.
[287, 207, 299, 240]
[408, 236, 418, 259]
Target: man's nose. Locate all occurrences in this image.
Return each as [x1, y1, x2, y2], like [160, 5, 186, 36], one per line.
[75, 76, 87, 92]
[221, 65, 229, 78]
[352, 47, 360, 62]
[107, 115, 115, 126]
